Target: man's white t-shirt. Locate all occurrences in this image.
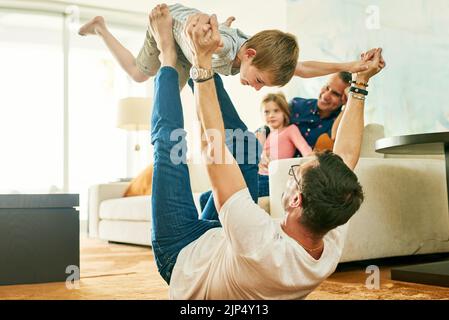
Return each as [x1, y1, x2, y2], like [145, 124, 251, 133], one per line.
[169, 188, 348, 300]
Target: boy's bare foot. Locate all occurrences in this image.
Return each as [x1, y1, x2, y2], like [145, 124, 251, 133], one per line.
[149, 4, 177, 67]
[78, 16, 106, 36]
[223, 16, 236, 28]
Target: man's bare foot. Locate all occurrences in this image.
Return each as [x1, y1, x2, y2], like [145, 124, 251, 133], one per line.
[149, 4, 177, 67]
[78, 16, 106, 36]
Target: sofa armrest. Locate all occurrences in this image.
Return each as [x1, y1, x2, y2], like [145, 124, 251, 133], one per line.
[268, 157, 312, 218]
[88, 182, 130, 238]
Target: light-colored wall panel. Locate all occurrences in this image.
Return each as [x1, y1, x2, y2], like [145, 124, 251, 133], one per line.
[286, 0, 449, 136]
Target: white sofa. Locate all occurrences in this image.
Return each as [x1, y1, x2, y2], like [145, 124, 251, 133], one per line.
[88, 163, 217, 245]
[88, 164, 270, 246]
[269, 124, 449, 261]
[88, 124, 449, 261]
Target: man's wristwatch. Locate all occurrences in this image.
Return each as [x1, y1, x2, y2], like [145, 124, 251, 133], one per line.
[190, 65, 214, 83]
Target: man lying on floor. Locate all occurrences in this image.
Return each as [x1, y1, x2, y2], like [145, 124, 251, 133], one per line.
[149, 7, 385, 299]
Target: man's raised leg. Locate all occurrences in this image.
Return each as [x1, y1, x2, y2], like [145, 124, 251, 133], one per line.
[149, 5, 220, 284]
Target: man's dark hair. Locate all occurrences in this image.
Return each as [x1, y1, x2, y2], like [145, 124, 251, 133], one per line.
[338, 71, 352, 85]
[299, 150, 364, 235]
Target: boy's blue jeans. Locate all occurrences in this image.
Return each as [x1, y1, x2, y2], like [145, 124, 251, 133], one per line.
[150, 67, 259, 284]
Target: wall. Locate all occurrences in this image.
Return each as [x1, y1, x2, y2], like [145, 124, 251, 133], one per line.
[286, 0, 449, 136]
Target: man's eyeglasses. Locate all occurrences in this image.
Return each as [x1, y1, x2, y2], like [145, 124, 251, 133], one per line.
[288, 164, 302, 190]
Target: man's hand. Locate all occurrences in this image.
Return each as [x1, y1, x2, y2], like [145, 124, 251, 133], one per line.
[341, 48, 379, 74]
[360, 48, 386, 69]
[361, 48, 385, 64]
[360, 48, 377, 61]
[185, 13, 222, 66]
[342, 47, 386, 74]
[356, 48, 384, 83]
[190, 13, 248, 211]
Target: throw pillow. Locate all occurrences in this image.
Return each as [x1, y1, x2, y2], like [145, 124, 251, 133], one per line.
[314, 133, 334, 152]
[123, 164, 153, 197]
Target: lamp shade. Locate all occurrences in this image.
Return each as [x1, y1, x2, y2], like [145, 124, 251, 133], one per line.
[117, 97, 152, 131]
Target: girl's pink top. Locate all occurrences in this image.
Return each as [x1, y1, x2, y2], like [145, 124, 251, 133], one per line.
[259, 124, 312, 175]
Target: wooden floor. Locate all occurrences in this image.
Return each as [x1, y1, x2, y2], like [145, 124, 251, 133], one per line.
[1, 236, 449, 300]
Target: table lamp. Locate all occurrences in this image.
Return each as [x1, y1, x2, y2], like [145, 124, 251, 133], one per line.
[116, 97, 152, 151]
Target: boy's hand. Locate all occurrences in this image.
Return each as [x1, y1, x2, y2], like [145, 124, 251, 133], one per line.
[361, 48, 386, 68]
[342, 47, 386, 75]
[186, 13, 222, 66]
[345, 60, 370, 73]
[356, 48, 385, 83]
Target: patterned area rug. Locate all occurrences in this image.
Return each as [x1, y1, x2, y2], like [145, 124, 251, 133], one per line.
[309, 255, 449, 300]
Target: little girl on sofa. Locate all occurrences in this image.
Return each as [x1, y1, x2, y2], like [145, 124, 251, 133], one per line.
[256, 93, 313, 197]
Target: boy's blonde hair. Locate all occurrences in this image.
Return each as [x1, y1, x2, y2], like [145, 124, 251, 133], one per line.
[245, 30, 299, 87]
[261, 92, 291, 127]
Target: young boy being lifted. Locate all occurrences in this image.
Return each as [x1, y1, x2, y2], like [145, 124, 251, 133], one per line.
[79, 3, 370, 90]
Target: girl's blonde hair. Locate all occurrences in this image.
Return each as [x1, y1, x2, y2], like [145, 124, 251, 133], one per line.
[261, 92, 291, 127]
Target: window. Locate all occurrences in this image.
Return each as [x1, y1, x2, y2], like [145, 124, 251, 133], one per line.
[0, 7, 151, 220]
[0, 10, 64, 193]
[69, 23, 151, 219]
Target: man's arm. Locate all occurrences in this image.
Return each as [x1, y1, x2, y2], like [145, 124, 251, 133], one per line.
[333, 48, 384, 170]
[331, 105, 345, 141]
[187, 14, 247, 212]
[332, 85, 365, 170]
[196, 77, 247, 211]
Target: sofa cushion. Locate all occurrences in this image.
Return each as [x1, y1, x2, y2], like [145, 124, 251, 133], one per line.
[99, 195, 151, 221]
[314, 133, 334, 152]
[99, 220, 152, 246]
